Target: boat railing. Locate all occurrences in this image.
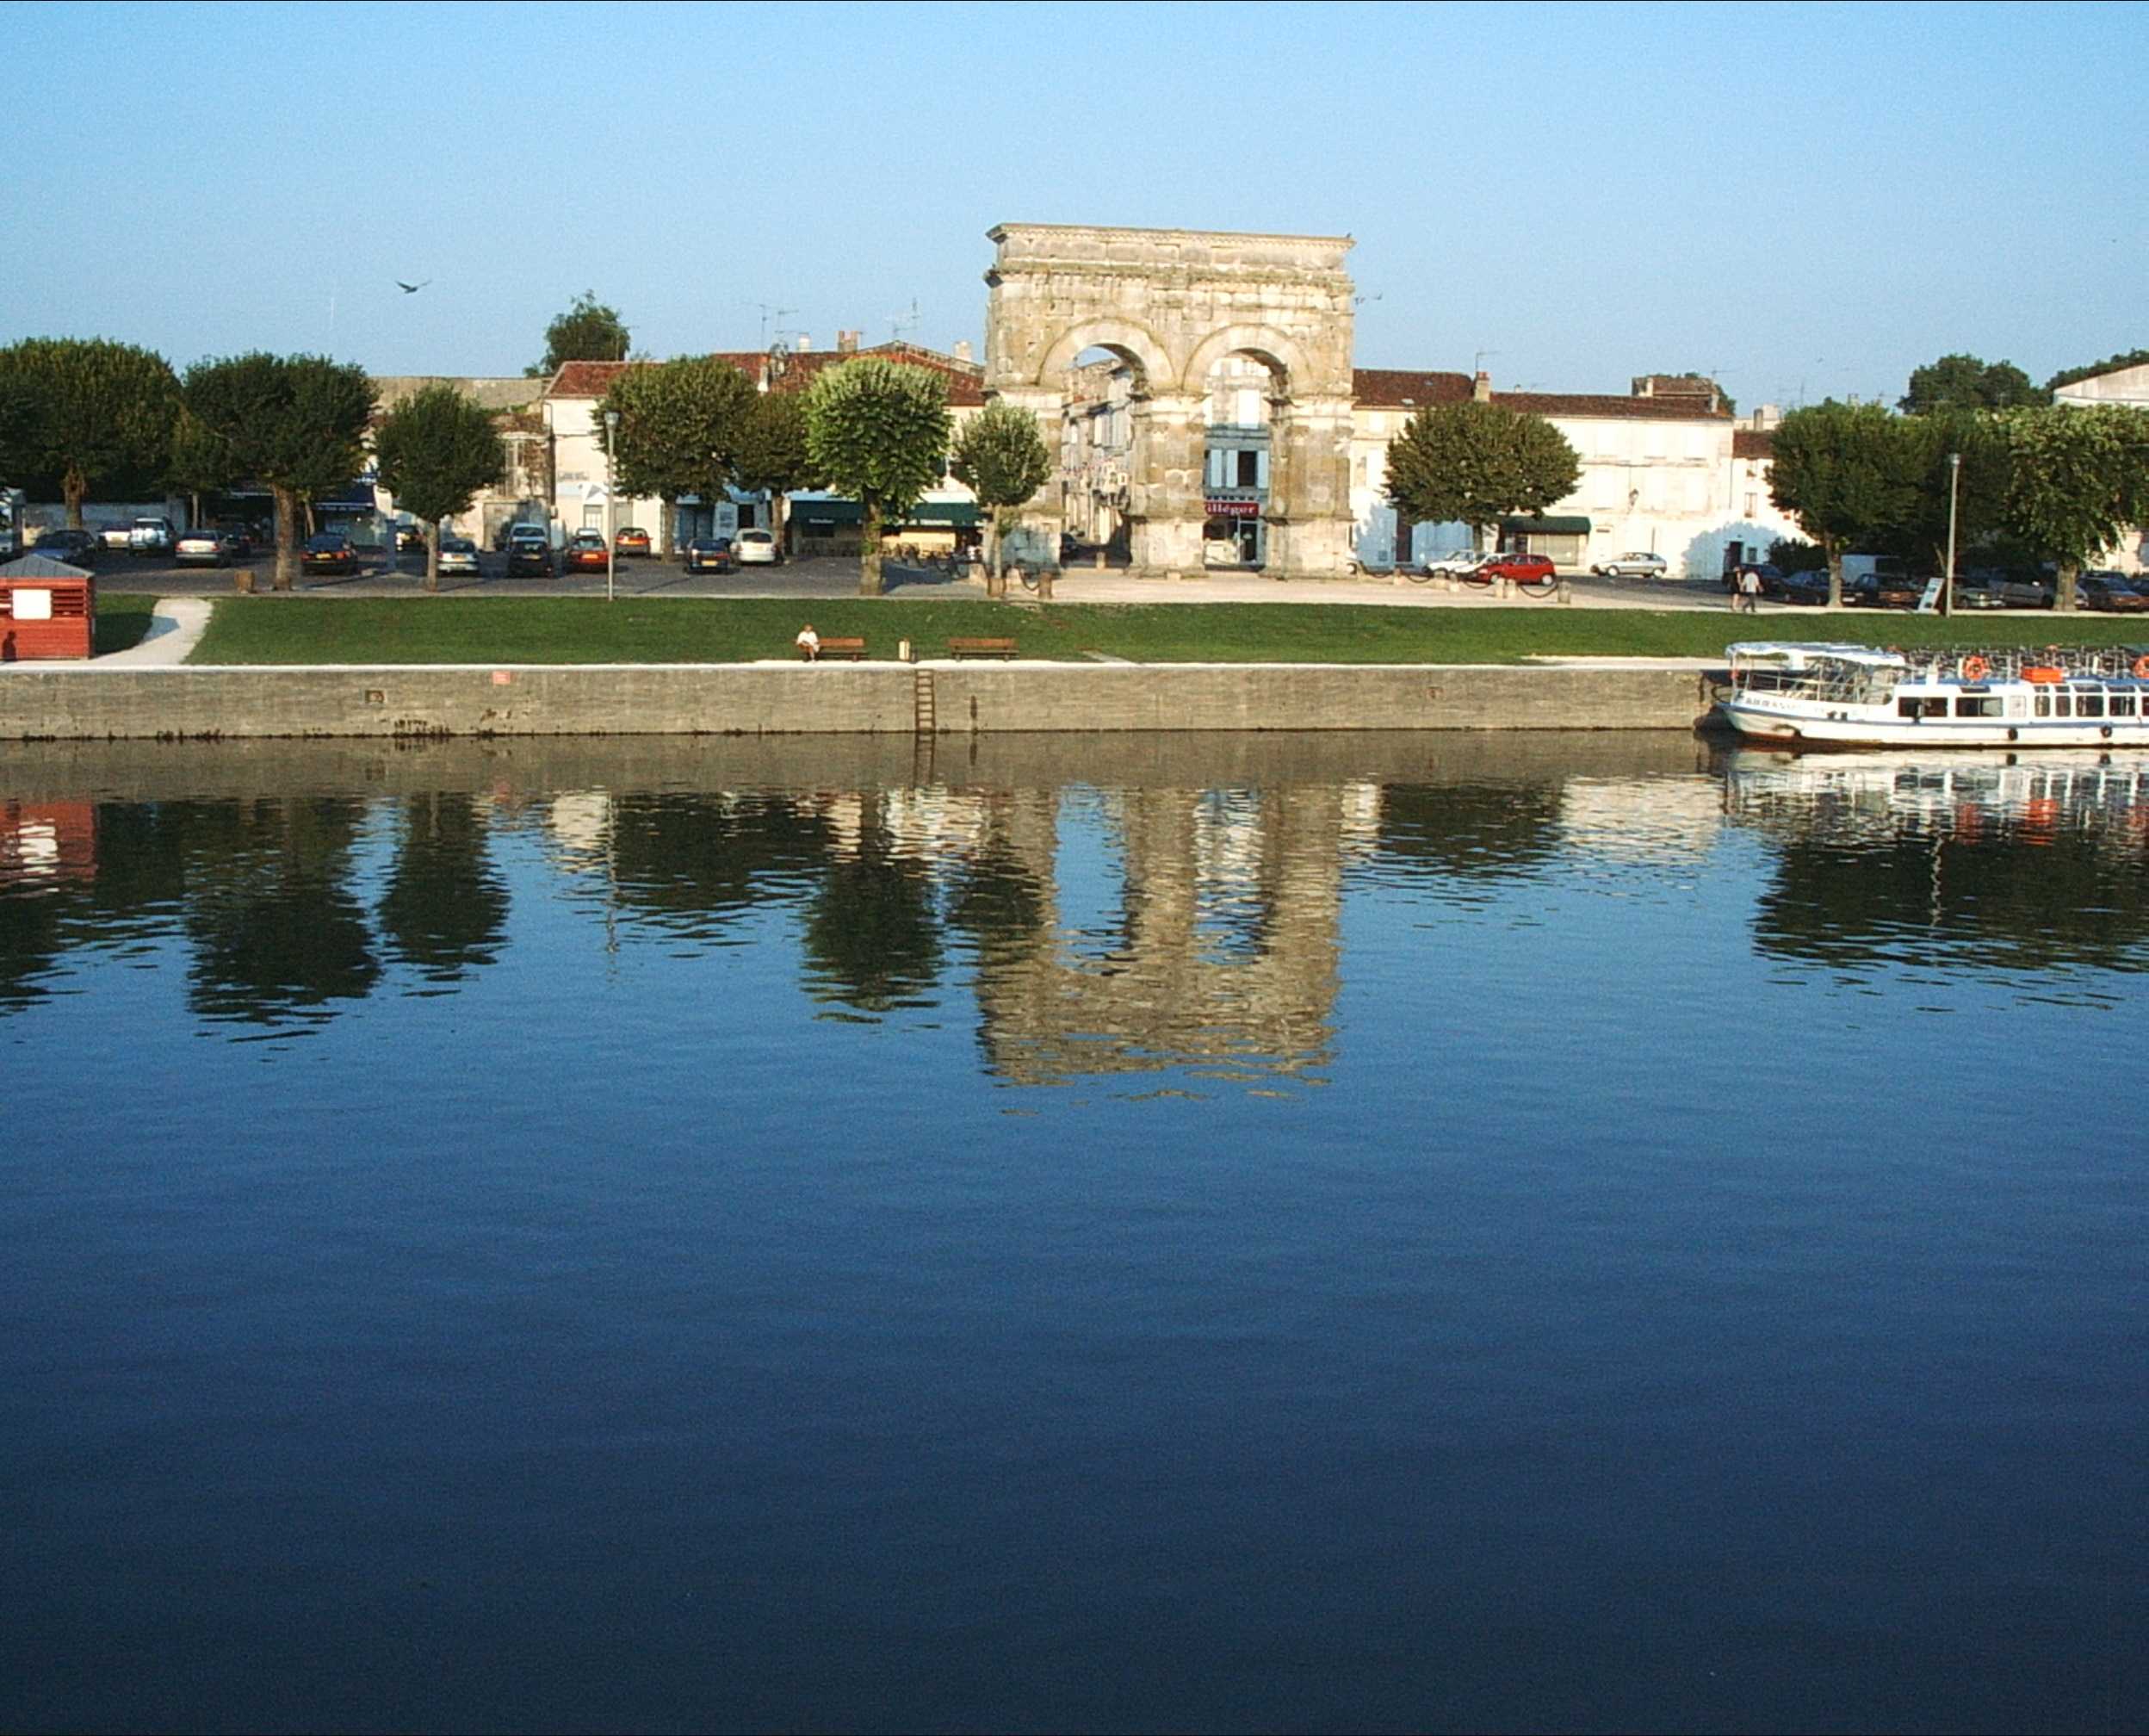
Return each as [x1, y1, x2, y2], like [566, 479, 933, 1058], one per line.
[1898, 645, 2147, 684]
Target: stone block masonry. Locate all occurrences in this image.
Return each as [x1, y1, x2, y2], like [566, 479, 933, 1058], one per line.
[0, 662, 1722, 741]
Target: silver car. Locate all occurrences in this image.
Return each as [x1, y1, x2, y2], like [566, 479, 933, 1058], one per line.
[174, 527, 236, 566]
[1421, 549, 1489, 578]
[1591, 551, 1669, 579]
[437, 536, 480, 577]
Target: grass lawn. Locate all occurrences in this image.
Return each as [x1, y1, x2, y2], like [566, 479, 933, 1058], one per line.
[183, 594, 2149, 666]
[96, 595, 158, 654]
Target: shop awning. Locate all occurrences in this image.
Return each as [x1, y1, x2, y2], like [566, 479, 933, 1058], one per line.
[1501, 515, 1591, 536]
[790, 499, 980, 528]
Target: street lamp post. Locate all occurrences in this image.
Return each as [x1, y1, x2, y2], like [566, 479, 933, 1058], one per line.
[1943, 450, 1961, 618]
[604, 408, 620, 603]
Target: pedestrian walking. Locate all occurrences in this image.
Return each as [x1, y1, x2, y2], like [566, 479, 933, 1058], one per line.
[1738, 566, 1762, 614]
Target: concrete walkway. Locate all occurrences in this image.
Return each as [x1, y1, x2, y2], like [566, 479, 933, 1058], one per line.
[100, 598, 211, 666]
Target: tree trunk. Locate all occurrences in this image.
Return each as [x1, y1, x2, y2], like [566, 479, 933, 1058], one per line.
[987, 511, 1005, 600]
[1825, 542, 1843, 610]
[424, 522, 440, 593]
[64, 468, 86, 530]
[858, 502, 884, 597]
[659, 498, 675, 561]
[272, 486, 300, 592]
[2055, 560, 2079, 613]
[768, 490, 789, 554]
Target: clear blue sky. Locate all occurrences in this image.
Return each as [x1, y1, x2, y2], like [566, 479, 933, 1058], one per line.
[5, 0, 2142, 412]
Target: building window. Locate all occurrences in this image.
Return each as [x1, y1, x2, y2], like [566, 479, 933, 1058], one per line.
[1236, 450, 1259, 487]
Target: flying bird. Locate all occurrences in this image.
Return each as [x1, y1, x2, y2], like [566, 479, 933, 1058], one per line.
[395, 279, 431, 294]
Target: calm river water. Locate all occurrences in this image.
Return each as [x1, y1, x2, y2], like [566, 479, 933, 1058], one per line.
[3, 732, 2144, 1734]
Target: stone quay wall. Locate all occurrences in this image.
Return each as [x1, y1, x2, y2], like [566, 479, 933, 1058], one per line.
[0, 662, 1723, 741]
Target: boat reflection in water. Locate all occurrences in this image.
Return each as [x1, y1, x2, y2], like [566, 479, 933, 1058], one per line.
[1722, 745, 2149, 977]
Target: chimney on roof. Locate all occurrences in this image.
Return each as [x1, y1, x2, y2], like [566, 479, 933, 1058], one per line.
[1472, 371, 1493, 403]
[796, 334, 813, 353]
[837, 329, 860, 354]
[952, 340, 974, 364]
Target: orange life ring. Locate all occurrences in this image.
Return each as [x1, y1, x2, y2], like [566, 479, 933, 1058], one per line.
[1959, 654, 1991, 682]
[2134, 654, 2149, 679]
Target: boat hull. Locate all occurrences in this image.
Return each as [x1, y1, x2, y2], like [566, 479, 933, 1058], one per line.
[1721, 698, 2149, 749]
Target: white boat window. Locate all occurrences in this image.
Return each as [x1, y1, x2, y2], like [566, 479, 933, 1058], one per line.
[2054, 694, 2073, 718]
[1953, 696, 2004, 718]
[2113, 694, 2138, 718]
[2078, 693, 2106, 719]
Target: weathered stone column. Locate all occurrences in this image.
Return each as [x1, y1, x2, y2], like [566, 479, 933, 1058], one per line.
[1263, 393, 1357, 579]
[1129, 393, 1206, 576]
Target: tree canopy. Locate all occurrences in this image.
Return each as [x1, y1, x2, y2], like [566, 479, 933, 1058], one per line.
[1996, 404, 2149, 611]
[804, 358, 951, 596]
[2046, 349, 2149, 394]
[730, 391, 819, 546]
[1382, 400, 1580, 546]
[183, 353, 375, 588]
[1767, 400, 1922, 604]
[374, 384, 508, 589]
[528, 291, 631, 378]
[595, 356, 758, 556]
[0, 337, 181, 524]
[1899, 353, 2048, 415]
[951, 400, 1054, 592]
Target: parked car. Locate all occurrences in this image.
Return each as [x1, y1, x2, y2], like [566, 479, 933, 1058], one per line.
[1950, 574, 2013, 610]
[174, 527, 238, 566]
[735, 529, 782, 566]
[211, 520, 255, 556]
[1591, 550, 1669, 580]
[564, 530, 610, 574]
[1844, 571, 1923, 609]
[393, 524, 425, 555]
[684, 536, 738, 574]
[505, 529, 554, 577]
[128, 516, 176, 555]
[300, 532, 357, 576]
[1480, 551, 1557, 585]
[2078, 573, 2149, 612]
[1421, 548, 1489, 578]
[32, 528, 100, 567]
[436, 536, 480, 577]
[1775, 567, 1830, 605]
[614, 524, 652, 558]
[1957, 569, 2052, 609]
[98, 524, 135, 550]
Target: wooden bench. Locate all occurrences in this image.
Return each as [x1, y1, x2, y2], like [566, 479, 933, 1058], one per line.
[945, 637, 1018, 660]
[801, 637, 867, 661]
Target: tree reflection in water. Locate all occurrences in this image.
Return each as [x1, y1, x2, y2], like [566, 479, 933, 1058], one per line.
[1723, 750, 2149, 976]
[379, 794, 509, 986]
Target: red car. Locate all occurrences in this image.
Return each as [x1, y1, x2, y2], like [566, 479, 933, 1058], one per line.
[1477, 551, 1558, 588]
[614, 525, 652, 558]
[564, 531, 610, 573]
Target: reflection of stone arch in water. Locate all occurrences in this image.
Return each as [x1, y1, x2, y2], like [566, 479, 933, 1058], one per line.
[983, 222, 1358, 579]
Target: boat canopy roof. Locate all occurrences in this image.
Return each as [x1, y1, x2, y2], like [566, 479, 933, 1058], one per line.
[1727, 642, 1909, 670]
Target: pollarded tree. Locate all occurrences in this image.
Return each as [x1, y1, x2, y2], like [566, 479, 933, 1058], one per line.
[1382, 400, 1580, 556]
[375, 384, 508, 591]
[951, 400, 1054, 597]
[528, 291, 631, 378]
[597, 356, 758, 558]
[1881, 406, 2014, 590]
[0, 338, 180, 527]
[164, 407, 238, 531]
[1899, 353, 2047, 414]
[183, 354, 375, 592]
[730, 390, 819, 553]
[1767, 400, 1923, 606]
[1996, 404, 2149, 613]
[804, 358, 951, 597]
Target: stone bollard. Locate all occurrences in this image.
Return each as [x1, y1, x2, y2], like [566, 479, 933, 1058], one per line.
[1093, 547, 1106, 570]
[233, 569, 256, 594]
[1559, 578, 1573, 606]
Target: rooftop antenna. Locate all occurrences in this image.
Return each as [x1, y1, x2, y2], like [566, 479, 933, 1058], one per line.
[1473, 347, 1499, 375]
[889, 298, 920, 344]
[758, 302, 796, 350]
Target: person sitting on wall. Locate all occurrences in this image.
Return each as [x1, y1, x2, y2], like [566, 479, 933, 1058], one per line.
[796, 623, 821, 662]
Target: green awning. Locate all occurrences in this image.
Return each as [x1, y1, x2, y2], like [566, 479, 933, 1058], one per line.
[790, 499, 981, 528]
[1502, 515, 1592, 535]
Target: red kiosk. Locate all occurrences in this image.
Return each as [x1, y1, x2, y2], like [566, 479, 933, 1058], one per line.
[0, 554, 96, 660]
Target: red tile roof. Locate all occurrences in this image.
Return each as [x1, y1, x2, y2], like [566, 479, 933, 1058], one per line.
[1352, 369, 1473, 407]
[548, 344, 984, 406]
[1493, 390, 1730, 421]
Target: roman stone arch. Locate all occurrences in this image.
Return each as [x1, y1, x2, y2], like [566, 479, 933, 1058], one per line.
[984, 223, 1357, 579]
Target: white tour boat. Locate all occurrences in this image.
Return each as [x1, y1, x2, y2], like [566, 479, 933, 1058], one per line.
[1719, 642, 2149, 748]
